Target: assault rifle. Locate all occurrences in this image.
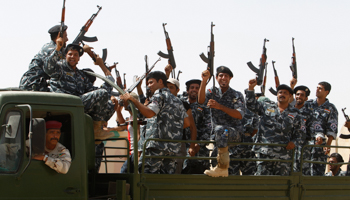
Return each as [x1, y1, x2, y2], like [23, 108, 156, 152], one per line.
[177, 70, 182, 81]
[200, 22, 215, 86]
[126, 57, 161, 94]
[269, 60, 279, 96]
[111, 62, 123, 89]
[247, 38, 269, 85]
[123, 73, 127, 89]
[72, 5, 107, 63]
[158, 23, 176, 78]
[59, 0, 66, 38]
[340, 108, 350, 139]
[260, 62, 268, 96]
[290, 38, 297, 79]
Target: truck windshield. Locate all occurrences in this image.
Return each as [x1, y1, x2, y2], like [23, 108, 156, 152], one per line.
[0, 110, 22, 173]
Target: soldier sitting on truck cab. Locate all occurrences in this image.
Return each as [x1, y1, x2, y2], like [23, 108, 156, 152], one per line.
[43, 41, 115, 141]
[27, 120, 71, 174]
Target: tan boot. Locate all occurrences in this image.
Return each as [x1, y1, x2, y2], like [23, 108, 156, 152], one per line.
[204, 147, 229, 177]
[93, 121, 114, 140]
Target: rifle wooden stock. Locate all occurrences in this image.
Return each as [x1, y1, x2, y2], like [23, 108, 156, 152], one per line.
[59, 0, 66, 38]
[158, 23, 176, 78]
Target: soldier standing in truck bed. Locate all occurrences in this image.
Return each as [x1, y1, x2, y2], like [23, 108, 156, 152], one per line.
[290, 83, 313, 175]
[43, 40, 115, 141]
[246, 81, 304, 176]
[121, 71, 187, 174]
[180, 79, 212, 174]
[304, 81, 338, 176]
[198, 66, 245, 177]
[19, 25, 68, 91]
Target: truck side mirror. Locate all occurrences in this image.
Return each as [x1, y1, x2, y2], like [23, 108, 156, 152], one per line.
[31, 118, 46, 156]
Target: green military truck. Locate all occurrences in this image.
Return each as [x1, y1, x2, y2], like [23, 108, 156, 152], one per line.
[1, 75, 350, 200]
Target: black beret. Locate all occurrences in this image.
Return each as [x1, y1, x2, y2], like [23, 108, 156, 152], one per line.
[185, 79, 201, 88]
[48, 25, 68, 34]
[216, 66, 233, 77]
[294, 85, 310, 97]
[82, 68, 96, 83]
[277, 84, 293, 95]
[65, 44, 84, 57]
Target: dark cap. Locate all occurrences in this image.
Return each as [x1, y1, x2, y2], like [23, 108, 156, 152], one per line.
[48, 25, 68, 34]
[294, 85, 310, 97]
[216, 66, 233, 77]
[186, 79, 201, 88]
[65, 44, 84, 57]
[277, 84, 293, 94]
[46, 120, 62, 130]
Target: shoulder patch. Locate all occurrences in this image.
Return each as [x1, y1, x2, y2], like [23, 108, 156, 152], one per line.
[288, 113, 295, 119]
[267, 108, 275, 113]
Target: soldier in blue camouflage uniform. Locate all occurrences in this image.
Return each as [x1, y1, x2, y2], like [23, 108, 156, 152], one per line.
[198, 66, 244, 177]
[239, 107, 259, 175]
[246, 81, 304, 176]
[121, 71, 187, 174]
[43, 41, 115, 140]
[325, 153, 347, 176]
[304, 82, 338, 176]
[19, 25, 68, 92]
[291, 84, 313, 175]
[180, 79, 212, 174]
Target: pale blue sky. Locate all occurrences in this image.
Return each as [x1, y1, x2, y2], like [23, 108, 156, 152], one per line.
[1, 0, 349, 129]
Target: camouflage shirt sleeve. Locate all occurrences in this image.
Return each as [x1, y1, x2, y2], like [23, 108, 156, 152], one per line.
[43, 49, 64, 79]
[147, 89, 164, 115]
[245, 90, 263, 116]
[326, 104, 338, 139]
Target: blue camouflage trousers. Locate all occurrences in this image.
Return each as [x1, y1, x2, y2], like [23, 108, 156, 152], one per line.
[255, 153, 291, 176]
[294, 140, 312, 175]
[214, 125, 241, 148]
[80, 89, 112, 121]
[19, 67, 50, 92]
[310, 140, 327, 176]
[138, 148, 176, 174]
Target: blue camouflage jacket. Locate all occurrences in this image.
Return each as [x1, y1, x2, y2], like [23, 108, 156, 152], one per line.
[204, 86, 245, 132]
[145, 88, 187, 153]
[43, 49, 112, 96]
[304, 98, 338, 140]
[246, 90, 304, 158]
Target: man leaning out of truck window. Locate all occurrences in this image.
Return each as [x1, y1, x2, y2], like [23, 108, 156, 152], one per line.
[26, 120, 71, 174]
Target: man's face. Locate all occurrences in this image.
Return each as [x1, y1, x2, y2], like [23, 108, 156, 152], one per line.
[295, 90, 308, 106]
[147, 78, 162, 94]
[329, 157, 339, 171]
[66, 50, 80, 67]
[167, 83, 179, 96]
[216, 73, 232, 89]
[188, 83, 200, 100]
[316, 84, 329, 98]
[45, 128, 61, 147]
[277, 89, 292, 104]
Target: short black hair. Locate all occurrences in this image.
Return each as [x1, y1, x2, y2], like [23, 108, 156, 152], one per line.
[146, 71, 167, 87]
[318, 81, 331, 93]
[330, 153, 344, 165]
[50, 32, 59, 42]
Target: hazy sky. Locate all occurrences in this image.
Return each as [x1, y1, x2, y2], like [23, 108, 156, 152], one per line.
[1, 0, 349, 130]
